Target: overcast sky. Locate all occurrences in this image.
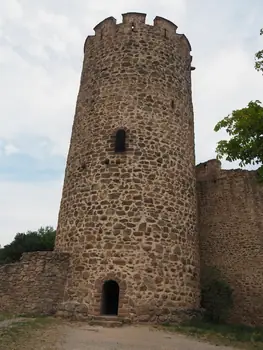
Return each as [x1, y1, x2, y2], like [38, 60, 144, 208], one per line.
[0, 0, 262, 246]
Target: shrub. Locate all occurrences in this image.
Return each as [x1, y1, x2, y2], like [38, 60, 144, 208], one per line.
[201, 266, 233, 324]
[0, 226, 56, 265]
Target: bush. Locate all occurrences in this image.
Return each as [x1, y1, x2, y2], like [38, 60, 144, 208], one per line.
[201, 266, 233, 324]
[0, 226, 56, 265]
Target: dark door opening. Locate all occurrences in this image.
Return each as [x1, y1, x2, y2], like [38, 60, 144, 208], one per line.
[101, 280, 119, 316]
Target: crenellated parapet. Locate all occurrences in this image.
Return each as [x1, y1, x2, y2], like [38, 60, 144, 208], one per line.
[93, 13, 180, 35]
[84, 12, 193, 62]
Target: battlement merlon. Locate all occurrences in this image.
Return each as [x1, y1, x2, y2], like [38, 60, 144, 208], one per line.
[154, 16, 178, 34]
[93, 16, 117, 37]
[122, 12, 146, 25]
[196, 159, 222, 182]
[179, 34, 192, 52]
[84, 16, 117, 51]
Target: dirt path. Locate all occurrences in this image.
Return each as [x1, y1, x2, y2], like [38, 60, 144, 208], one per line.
[0, 318, 237, 350]
[54, 324, 235, 350]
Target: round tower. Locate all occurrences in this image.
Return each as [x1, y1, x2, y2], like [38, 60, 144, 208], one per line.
[55, 12, 200, 323]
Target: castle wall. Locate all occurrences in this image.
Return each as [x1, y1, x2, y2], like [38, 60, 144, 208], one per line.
[55, 13, 200, 323]
[197, 160, 263, 325]
[0, 251, 69, 315]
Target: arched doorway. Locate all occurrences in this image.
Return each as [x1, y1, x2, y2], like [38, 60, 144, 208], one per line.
[101, 280, 119, 315]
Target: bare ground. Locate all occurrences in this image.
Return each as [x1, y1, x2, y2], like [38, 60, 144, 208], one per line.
[0, 319, 237, 350]
[42, 323, 235, 350]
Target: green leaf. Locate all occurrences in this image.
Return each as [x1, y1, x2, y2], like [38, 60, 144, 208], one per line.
[214, 100, 263, 180]
[255, 29, 263, 73]
[0, 226, 56, 264]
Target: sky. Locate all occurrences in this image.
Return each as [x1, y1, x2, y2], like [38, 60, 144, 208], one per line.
[0, 0, 262, 246]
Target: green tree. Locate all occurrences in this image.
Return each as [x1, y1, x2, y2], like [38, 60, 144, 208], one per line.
[214, 100, 263, 179]
[214, 29, 263, 180]
[0, 226, 56, 265]
[255, 29, 263, 73]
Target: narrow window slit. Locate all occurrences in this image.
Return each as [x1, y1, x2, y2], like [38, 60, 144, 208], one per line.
[115, 129, 126, 153]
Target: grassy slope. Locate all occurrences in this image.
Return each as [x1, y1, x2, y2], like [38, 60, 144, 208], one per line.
[0, 316, 60, 350]
[162, 320, 263, 350]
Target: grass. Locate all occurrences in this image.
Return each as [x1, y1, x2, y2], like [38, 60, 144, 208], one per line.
[162, 320, 263, 349]
[0, 312, 17, 322]
[0, 315, 60, 350]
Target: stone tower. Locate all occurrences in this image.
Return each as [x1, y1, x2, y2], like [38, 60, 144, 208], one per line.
[55, 12, 200, 323]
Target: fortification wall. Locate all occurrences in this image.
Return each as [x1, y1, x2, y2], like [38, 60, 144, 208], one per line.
[0, 251, 69, 315]
[197, 160, 263, 325]
[55, 12, 199, 323]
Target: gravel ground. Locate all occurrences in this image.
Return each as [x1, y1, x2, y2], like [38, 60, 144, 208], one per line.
[54, 323, 235, 350]
[0, 319, 237, 350]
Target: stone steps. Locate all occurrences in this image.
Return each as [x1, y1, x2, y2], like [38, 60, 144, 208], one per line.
[89, 315, 126, 327]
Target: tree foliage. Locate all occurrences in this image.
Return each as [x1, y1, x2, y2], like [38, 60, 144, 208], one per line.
[255, 29, 263, 73]
[201, 267, 233, 324]
[215, 29, 263, 180]
[214, 100, 263, 180]
[0, 226, 56, 265]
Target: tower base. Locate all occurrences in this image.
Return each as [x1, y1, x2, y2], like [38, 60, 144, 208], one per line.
[56, 301, 203, 325]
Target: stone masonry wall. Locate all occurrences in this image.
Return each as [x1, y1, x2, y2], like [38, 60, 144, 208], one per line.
[55, 13, 200, 323]
[0, 251, 69, 315]
[197, 160, 263, 326]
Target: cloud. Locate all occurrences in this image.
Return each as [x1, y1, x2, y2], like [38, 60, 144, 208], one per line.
[0, 0, 262, 245]
[3, 143, 20, 156]
[193, 40, 263, 164]
[0, 0, 23, 21]
[0, 180, 63, 247]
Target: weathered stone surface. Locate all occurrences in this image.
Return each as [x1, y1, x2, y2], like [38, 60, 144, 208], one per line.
[55, 13, 200, 323]
[0, 252, 69, 315]
[196, 160, 263, 326]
